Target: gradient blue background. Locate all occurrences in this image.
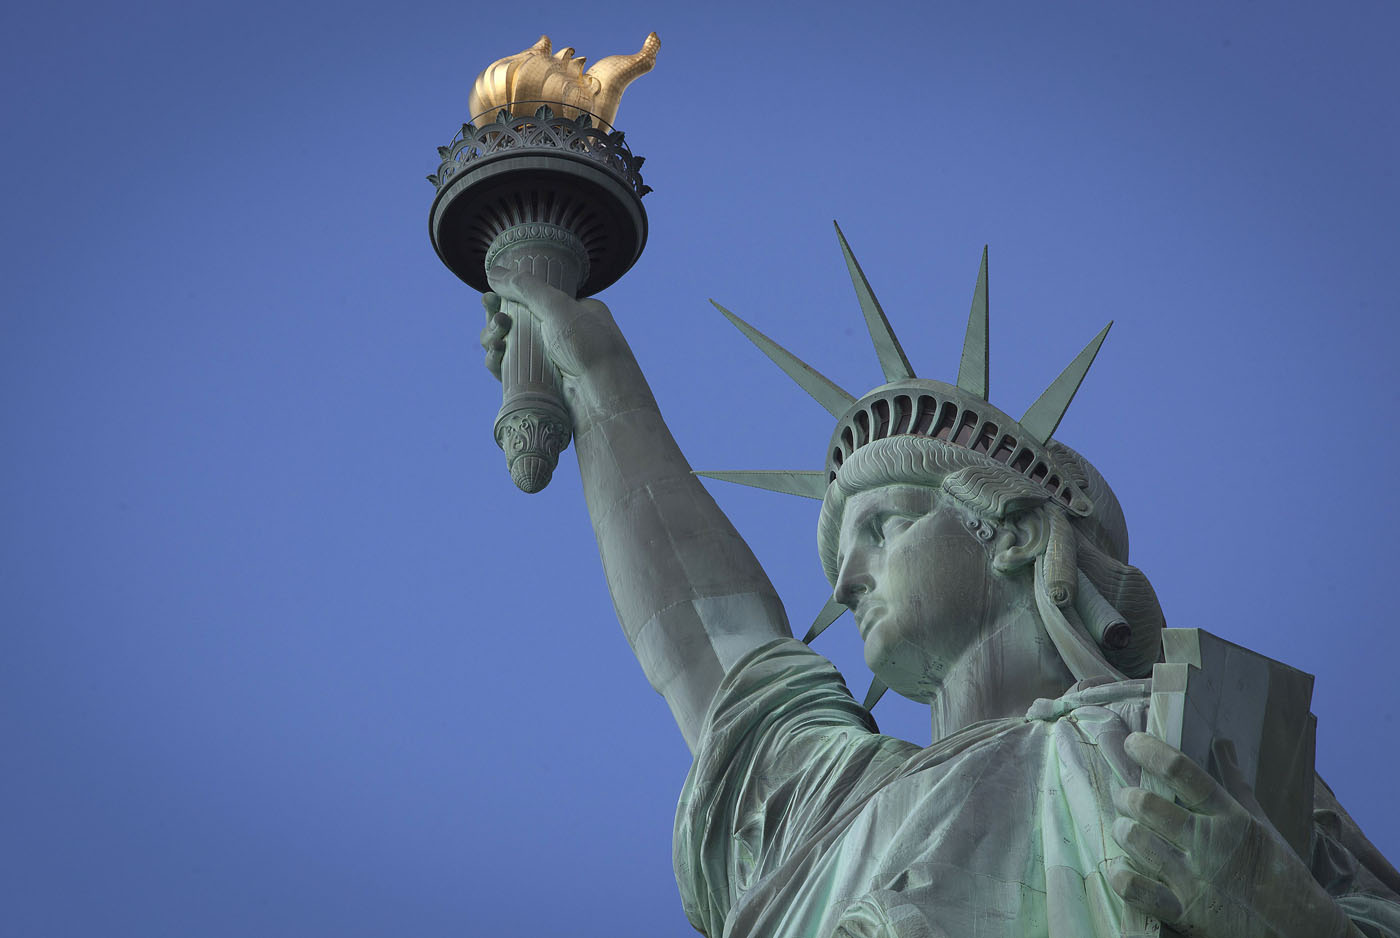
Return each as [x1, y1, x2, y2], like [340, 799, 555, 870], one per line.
[4, 2, 1398, 935]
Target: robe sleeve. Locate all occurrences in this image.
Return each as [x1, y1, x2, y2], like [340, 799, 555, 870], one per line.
[673, 638, 919, 937]
[1311, 777, 1400, 937]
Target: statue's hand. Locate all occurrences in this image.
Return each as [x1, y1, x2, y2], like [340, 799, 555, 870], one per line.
[1110, 732, 1356, 938]
[480, 265, 629, 387]
[479, 291, 510, 382]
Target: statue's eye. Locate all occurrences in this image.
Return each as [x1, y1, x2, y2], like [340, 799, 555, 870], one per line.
[876, 515, 914, 543]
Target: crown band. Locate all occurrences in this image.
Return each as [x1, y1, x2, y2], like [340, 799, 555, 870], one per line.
[828, 380, 1091, 517]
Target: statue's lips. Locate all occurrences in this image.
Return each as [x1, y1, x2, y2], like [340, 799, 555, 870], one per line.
[855, 605, 884, 640]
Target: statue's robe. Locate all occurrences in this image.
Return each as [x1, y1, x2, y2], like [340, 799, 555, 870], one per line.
[674, 639, 1400, 938]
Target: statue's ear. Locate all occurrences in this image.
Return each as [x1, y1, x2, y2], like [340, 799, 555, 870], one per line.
[991, 507, 1050, 573]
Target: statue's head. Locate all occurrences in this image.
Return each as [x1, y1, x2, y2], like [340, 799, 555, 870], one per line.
[703, 226, 1164, 707]
[817, 433, 1162, 702]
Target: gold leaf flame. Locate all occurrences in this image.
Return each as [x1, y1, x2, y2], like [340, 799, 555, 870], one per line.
[467, 32, 659, 132]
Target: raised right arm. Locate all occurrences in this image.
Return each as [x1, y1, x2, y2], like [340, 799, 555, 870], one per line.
[483, 267, 791, 751]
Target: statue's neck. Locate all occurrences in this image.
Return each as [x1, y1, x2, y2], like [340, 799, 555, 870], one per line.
[928, 608, 1076, 743]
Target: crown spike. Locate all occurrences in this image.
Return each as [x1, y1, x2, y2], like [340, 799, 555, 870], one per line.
[833, 221, 915, 383]
[862, 676, 888, 711]
[712, 300, 856, 417]
[1019, 322, 1113, 444]
[956, 246, 989, 399]
[692, 469, 827, 499]
[801, 598, 846, 643]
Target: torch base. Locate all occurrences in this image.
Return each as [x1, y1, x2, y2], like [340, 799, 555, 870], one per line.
[430, 150, 647, 298]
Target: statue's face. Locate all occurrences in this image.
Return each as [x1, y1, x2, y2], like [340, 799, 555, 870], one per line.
[833, 484, 997, 703]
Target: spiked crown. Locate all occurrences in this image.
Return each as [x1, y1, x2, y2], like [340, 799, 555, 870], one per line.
[699, 224, 1117, 709]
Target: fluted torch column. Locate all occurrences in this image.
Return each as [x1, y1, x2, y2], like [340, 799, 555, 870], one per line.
[488, 232, 588, 492]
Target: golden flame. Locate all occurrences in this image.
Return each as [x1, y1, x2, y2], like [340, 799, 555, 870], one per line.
[468, 33, 659, 132]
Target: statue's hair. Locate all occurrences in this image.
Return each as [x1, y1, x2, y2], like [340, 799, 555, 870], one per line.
[816, 436, 1048, 579]
[817, 435, 1163, 679]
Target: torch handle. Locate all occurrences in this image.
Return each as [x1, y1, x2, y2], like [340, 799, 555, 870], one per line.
[491, 240, 584, 493]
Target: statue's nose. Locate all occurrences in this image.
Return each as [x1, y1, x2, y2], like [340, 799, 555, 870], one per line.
[833, 555, 875, 608]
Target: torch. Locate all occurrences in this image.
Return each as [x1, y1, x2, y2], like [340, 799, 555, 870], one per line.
[428, 34, 658, 493]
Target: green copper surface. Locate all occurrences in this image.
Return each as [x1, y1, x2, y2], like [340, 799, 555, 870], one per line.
[956, 246, 990, 399]
[800, 597, 846, 644]
[475, 227, 1398, 938]
[692, 469, 827, 499]
[834, 221, 915, 383]
[860, 675, 888, 710]
[711, 300, 856, 417]
[1020, 321, 1113, 444]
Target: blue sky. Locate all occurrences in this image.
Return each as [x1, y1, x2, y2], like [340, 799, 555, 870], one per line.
[4, 2, 1398, 935]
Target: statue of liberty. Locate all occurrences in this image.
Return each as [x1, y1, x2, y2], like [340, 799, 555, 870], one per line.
[476, 230, 1400, 936]
[438, 33, 1400, 938]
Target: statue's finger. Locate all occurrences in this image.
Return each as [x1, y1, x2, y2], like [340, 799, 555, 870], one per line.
[482, 291, 502, 318]
[480, 313, 511, 350]
[1107, 857, 1183, 924]
[1092, 720, 1140, 787]
[485, 263, 571, 318]
[1112, 815, 1198, 910]
[1112, 816, 1188, 880]
[485, 265, 526, 302]
[1113, 785, 1192, 847]
[484, 346, 503, 380]
[1124, 732, 1217, 810]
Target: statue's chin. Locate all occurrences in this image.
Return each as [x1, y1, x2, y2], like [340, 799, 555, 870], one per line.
[864, 630, 944, 704]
